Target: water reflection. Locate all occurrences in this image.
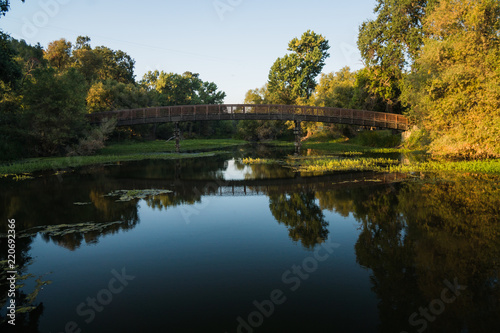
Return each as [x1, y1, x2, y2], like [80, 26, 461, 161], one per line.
[1, 151, 499, 332]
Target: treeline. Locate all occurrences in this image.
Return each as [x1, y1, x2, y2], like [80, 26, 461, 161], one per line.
[0, 33, 229, 160]
[242, 0, 500, 158]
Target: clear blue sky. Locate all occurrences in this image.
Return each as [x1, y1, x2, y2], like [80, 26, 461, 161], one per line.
[1, 0, 377, 103]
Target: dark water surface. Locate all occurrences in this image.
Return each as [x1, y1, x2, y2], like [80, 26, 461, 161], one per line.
[1, 146, 499, 333]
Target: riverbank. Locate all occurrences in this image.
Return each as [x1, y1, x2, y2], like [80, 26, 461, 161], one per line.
[252, 138, 500, 175]
[2, 138, 499, 178]
[0, 139, 246, 177]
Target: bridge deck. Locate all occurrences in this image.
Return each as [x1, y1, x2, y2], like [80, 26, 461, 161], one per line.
[87, 104, 409, 130]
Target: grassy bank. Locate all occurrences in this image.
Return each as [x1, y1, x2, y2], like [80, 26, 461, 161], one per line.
[0, 139, 246, 177]
[244, 154, 500, 175]
[255, 138, 500, 175]
[269, 138, 415, 154]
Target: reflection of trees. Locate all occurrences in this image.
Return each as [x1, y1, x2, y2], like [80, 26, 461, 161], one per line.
[145, 192, 200, 211]
[0, 237, 45, 332]
[269, 192, 328, 249]
[351, 175, 500, 333]
[244, 163, 295, 180]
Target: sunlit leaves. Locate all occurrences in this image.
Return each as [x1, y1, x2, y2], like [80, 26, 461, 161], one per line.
[267, 30, 330, 104]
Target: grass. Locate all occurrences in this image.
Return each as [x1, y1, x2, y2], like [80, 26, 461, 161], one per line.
[388, 159, 500, 174]
[0, 139, 246, 177]
[269, 138, 415, 154]
[256, 139, 500, 175]
[293, 157, 400, 172]
[241, 154, 500, 175]
[98, 139, 246, 155]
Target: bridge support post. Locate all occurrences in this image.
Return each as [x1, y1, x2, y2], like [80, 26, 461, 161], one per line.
[294, 120, 302, 155]
[174, 122, 180, 153]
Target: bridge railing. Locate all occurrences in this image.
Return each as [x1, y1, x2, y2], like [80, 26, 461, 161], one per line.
[86, 104, 408, 130]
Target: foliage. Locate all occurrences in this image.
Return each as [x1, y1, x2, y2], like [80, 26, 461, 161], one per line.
[86, 80, 155, 113]
[22, 68, 88, 156]
[244, 85, 270, 104]
[267, 30, 330, 104]
[43, 38, 72, 70]
[402, 0, 500, 158]
[67, 118, 117, 156]
[358, 0, 437, 112]
[92, 46, 135, 84]
[142, 70, 225, 105]
[0, 0, 24, 17]
[0, 31, 22, 87]
[349, 130, 401, 148]
[312, 67, 357, 108]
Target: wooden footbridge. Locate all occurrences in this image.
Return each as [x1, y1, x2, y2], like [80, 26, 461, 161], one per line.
[87, 104, 409, 152]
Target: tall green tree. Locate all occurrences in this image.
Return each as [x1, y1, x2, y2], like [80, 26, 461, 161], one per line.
[402, 0, 500, 158]
[358, 0, 437, 112]
[93, 46, 135, 84]
[22, 68, 87, 156]
[267, 30, 330, 104]
[0, 31, 21, 88]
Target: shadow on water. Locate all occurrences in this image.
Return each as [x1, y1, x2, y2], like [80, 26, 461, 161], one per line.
[0, 146, 499, 332]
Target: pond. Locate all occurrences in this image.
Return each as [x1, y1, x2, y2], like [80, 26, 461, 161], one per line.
[1, 146, 499, 333]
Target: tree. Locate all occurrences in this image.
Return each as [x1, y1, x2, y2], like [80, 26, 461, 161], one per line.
[357, 0, 438, 112]
[70, 36, 136, 84]
[313, 66, 357, 108]
[141, 70, 225, 105]
[0, 31, 22, 88]
[244, 85, 269, 105]
[86, 80, 155, 113]
[22, 68, 87, 156]
[93, 46, 135, 84]
[267, 30, 330, 104]
[43, 38, 72, 70]
[402, 0, 500, 158]
[0, 0, 24, 17]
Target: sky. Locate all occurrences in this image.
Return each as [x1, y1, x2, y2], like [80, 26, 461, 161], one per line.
[1, 0, 377, 103]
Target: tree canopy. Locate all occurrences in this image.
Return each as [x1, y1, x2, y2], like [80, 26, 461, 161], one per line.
[357, 0, 437, 112]
[141, 70, 225, 106]
[267, 30, 330, 104]
[402, 0, 500, 158]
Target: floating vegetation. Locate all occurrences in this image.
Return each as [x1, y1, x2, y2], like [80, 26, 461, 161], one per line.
[105, 189, 173, 202]
[0, 261, 52, 319]
[0, 221, 127, 239]
[241, 158, 276, 164]
[292, 157, 399, 173]
[2, 173, 36, 181]
[73, 202, 92, 206]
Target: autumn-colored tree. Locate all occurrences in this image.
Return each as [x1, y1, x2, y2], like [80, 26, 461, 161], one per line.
[43, 38, 72, 70]
[402, 0, 500, 158]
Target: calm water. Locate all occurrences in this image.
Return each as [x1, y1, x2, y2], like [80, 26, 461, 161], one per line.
[1, 146, 499, 333]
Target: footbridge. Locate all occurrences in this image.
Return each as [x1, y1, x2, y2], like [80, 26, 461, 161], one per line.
[87, 104, 409, 152]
